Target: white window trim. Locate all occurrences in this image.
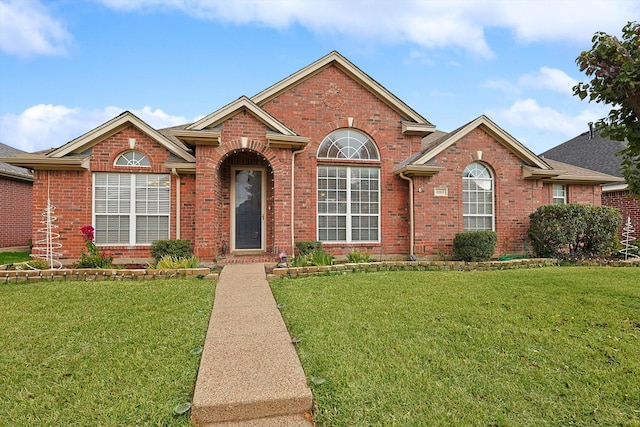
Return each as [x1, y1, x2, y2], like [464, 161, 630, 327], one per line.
[316, 166, 380, 243]
[462, 163, 495, 232]
[92, 173, 170, 246]
[553, 184, 567, 204]
[114, 150, 151, 167]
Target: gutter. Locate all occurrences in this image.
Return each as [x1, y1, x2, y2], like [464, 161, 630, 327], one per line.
[291, 144, 310, 254]
[398, 172, 415, 259]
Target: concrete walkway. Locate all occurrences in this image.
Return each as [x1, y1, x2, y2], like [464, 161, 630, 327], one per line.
[191, 264, 313, 426]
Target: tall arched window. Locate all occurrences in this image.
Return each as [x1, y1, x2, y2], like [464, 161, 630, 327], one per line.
[462, 162, 494, 231]
[115, 150, 150, 167]
[317, 129, 380, 242]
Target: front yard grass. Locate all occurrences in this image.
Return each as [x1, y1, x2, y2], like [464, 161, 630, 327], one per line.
[271, 267, 640, 426]
[0, 251, 31, 265]
[0, 278, 214, 426]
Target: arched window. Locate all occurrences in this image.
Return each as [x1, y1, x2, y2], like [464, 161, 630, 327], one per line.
[462, 162, 494, 231]
[317, 129, 380, 243]
[317, 129, 379, 160]
[115, 150, 150, 167]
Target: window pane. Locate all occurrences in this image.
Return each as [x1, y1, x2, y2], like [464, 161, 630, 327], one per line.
[462, 163, 494, 231]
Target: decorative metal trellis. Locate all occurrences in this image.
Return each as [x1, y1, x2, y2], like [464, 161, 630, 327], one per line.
[619, 216, 638, 260]
[29, 179, 62, 269]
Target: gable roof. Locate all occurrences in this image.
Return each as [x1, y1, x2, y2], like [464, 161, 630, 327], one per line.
[0, 142, 33, 182]
[540, 129, 626, 177]
[406, 115, 551, 170]
[49, 111, 195, 162]
[251, 51, 435, 136]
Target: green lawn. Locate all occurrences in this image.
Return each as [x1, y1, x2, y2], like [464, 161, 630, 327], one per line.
[0, 278, 214, 426]
[0, 251, 31, 265]
[271, 267, 640, 426]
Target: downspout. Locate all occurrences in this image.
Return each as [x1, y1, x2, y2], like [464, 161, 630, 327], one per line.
[171, 168, 181, 240]
[398, 172, 415, 259]
[291, 144, 310, 254]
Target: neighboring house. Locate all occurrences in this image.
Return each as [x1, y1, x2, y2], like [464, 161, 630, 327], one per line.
[541, 125, 639, 238]
[0, 52, 622, 264]
[0, 142, 34, 249]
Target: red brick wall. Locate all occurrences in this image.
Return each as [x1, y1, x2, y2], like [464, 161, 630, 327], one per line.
[412, 127, 545, 257]
[33, 126, 186, 262]
[603, 190, 640, 238]
[261, 65, 422, 257]
[0, 177, 33, 248]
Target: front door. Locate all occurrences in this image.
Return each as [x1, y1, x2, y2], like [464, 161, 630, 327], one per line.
[232, 168, 265, 251]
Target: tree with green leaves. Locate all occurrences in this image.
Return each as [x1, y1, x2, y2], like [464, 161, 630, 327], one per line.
[573, 21, 640, 198]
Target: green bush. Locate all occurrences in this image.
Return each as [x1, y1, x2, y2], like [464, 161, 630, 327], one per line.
[452, 231, 497, 262]
[150, 240, 193, 262]
[295, 241, 323, 256]
[528, 204, 621, 258]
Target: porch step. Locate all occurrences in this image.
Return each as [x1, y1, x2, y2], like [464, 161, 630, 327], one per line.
[191, 264, 313, 426]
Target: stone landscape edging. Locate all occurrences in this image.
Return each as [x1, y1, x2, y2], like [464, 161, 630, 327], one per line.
[1, 267, 215, 283]
[269, 257, 640, 279]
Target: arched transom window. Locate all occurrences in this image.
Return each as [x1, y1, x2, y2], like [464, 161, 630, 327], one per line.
[462, 162, 494, 231]
[115, 150, 150, 167]
[317, 129, 380, 243]
[317, 129, 379, 160]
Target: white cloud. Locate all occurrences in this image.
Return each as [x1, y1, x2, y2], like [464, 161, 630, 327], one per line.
[0, 0, 72, 58]
[518, 67, 578, 95]
[0, 104, 191, 152]
[488, 98, 609, 139]
[96, 0, 639, 57]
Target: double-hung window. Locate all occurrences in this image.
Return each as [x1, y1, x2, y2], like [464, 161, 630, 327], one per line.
[93, 173, 170, 245]
[553, 184, 567, 204]
[317, 129, 380, 243]
[462, 162, 494, 231]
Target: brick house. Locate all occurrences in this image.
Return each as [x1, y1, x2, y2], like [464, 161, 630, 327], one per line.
[0, 142, 34, 249]
[0, 52, 622, 264]
[541, 125, 639, 240]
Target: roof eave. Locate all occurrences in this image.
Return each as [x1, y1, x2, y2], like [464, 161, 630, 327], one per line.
[267, 133, 310, 150]
[1, 155, 89, 170]
[394, 164, 444, 177]
[402, 121, 436, 136]
[164, 162, 196, 174]
[172, 129, 222, 147]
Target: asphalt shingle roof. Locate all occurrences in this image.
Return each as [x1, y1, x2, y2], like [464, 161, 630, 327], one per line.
[540, 130, 626, 177]
[0, 142, 33, 180]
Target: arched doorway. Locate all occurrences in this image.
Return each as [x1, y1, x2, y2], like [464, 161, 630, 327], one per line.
[219, 150, 274, 253]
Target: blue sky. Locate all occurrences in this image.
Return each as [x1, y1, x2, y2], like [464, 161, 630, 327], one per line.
[1, 0, 638, 154]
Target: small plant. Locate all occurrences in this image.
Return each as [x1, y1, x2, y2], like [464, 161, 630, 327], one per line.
[150, 240, 193, 263]
[75, 225, 114, 268]
[152, 255, 200, 269]
[289, 248, 334, 267]
[453, 231, 497, 262]
[347, 249, 372, 263]
[309, 249, 334, 266]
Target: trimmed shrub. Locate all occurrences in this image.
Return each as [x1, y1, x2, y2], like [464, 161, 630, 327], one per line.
[150, 240, 193, 262]
[453, 231, 497, 262]
[528, 204, 621, 258]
